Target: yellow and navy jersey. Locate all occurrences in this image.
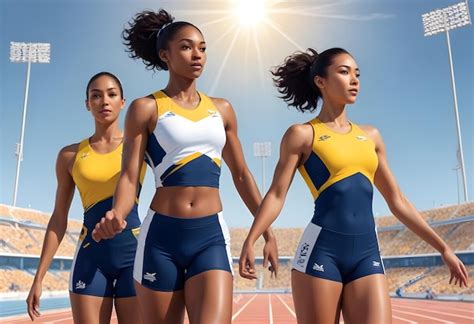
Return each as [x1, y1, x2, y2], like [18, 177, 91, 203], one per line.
[145, 90, 226, 188]
[72, 139, 146, 213]
[299, 118, 378, 200]
[298, 118, 379, 233]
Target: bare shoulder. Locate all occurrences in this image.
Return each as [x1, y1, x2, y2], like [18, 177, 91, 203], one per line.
[359, 124, 382, 140]
[209, 96, 233, 115]
[57, 143, 79, 170]
[283, 123, 313, 149]
[128, 96, 157, 117]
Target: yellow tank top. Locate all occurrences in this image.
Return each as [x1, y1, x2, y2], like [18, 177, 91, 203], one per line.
[298, 118, 378, 200]
[72, 138, 146, 211]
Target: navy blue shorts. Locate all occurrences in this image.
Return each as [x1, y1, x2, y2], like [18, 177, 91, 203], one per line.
[133, 210, 233, 292]
[69, 199, 140, 298]
[292, 222, 384, 284]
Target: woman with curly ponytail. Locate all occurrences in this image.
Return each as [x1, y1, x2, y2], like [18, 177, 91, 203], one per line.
[92, 8, 279, 324]
[240, 48, 468, 323]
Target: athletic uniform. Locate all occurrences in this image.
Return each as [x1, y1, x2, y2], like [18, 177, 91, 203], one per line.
[293, 118, 385, 283]
[134, 90, 232, 292]
[69, 139, 146, 297]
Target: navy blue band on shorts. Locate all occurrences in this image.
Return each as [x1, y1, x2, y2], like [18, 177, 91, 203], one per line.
[292, 222, 384, 284]
[133, 210, 233, 292]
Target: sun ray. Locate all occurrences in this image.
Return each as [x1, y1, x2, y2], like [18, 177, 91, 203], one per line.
[209, 22, 238, 48]
[262, 18, 304, 51]
[199, 15, 234, 28]
[208, 27, 241, 96]
[251, 26, 265, 88]
[172, 9, 232, 16]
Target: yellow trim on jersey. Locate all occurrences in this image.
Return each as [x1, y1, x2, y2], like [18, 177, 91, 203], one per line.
[212, 158, 221, 167]
[299, 118, 378, 200]
[298, 165, 319, 199]
[162, 152, 203, 180]
[153, 90, 219, 122]
[72, 139, 146, 210]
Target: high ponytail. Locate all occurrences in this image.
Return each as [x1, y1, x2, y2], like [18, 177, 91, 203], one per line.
[122, 9, 202, 71]
[272, 47, 351, 112]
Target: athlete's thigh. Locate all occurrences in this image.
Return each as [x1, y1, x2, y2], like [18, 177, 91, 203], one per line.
[184, 270, 233, 324]
[341, 274, 392, 324]
[134, 281, 185, 324]
[69, 292, 113, 324]
[114, 296, 143, 324]
[291, 270, 343, 324]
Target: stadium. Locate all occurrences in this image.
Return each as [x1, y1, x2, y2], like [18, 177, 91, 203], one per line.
[2, 0, 473, 323]
[1, 202, 473, 322]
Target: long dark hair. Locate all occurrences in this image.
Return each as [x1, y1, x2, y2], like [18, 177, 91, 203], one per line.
[122, 9, 202, 71]
[271, 48, 351, 112]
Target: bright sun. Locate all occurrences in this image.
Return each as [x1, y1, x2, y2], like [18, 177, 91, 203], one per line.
[233, 0, 266, 26]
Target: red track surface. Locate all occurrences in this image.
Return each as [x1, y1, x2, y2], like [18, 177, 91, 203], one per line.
[4, 295, 473, 323]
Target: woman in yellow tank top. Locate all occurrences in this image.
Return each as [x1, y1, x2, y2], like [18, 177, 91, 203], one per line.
[239, 48, 468, 323]
[26, 72, 144, 323]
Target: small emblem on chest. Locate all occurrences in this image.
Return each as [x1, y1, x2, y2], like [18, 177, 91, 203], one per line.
[356, 135, 367, 141]
[318, 135, 331, 141]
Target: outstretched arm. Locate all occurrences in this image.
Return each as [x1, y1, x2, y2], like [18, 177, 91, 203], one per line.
[364, 125, 468, 288]
[27, 145, 76, 320]
[240, 124, 312, 279]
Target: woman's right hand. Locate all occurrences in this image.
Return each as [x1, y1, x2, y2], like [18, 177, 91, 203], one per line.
[26, 280, 42, 321]
[239, 240, 258, 280]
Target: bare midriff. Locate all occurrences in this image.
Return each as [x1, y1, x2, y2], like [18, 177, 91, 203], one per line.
[150, 186, 222, 218]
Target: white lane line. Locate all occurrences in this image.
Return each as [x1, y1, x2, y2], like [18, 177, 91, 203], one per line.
[276, 294, 296, 318]
[392, 315, 418, 323]
[392, 309, 454, 323]
[232, 294, 257, 321]
[392, 305, 473, 320]
[268, 294, 274, 324]
[396, 303, 474, 315]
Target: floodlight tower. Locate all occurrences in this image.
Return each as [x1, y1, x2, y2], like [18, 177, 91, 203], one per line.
[422, 1, 471, 202]
[253, 142, 271, 194]
[9, 42, 51, 206]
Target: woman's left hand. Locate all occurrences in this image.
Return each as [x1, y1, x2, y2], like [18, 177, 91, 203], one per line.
[263, 235, 279, 278]
[441, 248, 468, 288]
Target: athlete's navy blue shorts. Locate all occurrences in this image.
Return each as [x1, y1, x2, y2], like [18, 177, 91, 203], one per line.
[133, 210, 233, 292]
[69, 199, 140, 298]
[292, 221, 384, 284]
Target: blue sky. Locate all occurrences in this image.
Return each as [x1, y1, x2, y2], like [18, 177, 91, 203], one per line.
[1, 0, 473, 228]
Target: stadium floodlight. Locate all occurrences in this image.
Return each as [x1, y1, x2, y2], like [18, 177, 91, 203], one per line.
[254, 142, 271, 193]
[422, 1, 471, 202]
[9, 42, 51, 207]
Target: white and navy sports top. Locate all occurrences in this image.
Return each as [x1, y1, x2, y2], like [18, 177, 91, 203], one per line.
[145, 90, 226, 188]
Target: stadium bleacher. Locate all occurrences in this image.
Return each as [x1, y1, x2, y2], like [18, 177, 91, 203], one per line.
[0, 202, 472, 296]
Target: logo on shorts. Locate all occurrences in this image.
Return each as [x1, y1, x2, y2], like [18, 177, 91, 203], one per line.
[356, 135, 367, 141]
[297, 242, 310, 265]
[75, 280, 86, 289]
[113, 279, 117, 287]
[313, 263, 324, 272]
[144, 272, 157, 282]
[318, 135, 331, 142]
[373, 261, 381, 267]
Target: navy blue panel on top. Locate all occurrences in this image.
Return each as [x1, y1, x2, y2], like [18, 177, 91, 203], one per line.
[304, 151, 330, 190]
[160, 154, 221, 188]
[83, 197, 141, 230]
[311, 172, 375, 234]
[145, 133, 166, 168]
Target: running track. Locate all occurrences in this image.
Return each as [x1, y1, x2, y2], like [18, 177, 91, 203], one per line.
[3, 295, 473, 323]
